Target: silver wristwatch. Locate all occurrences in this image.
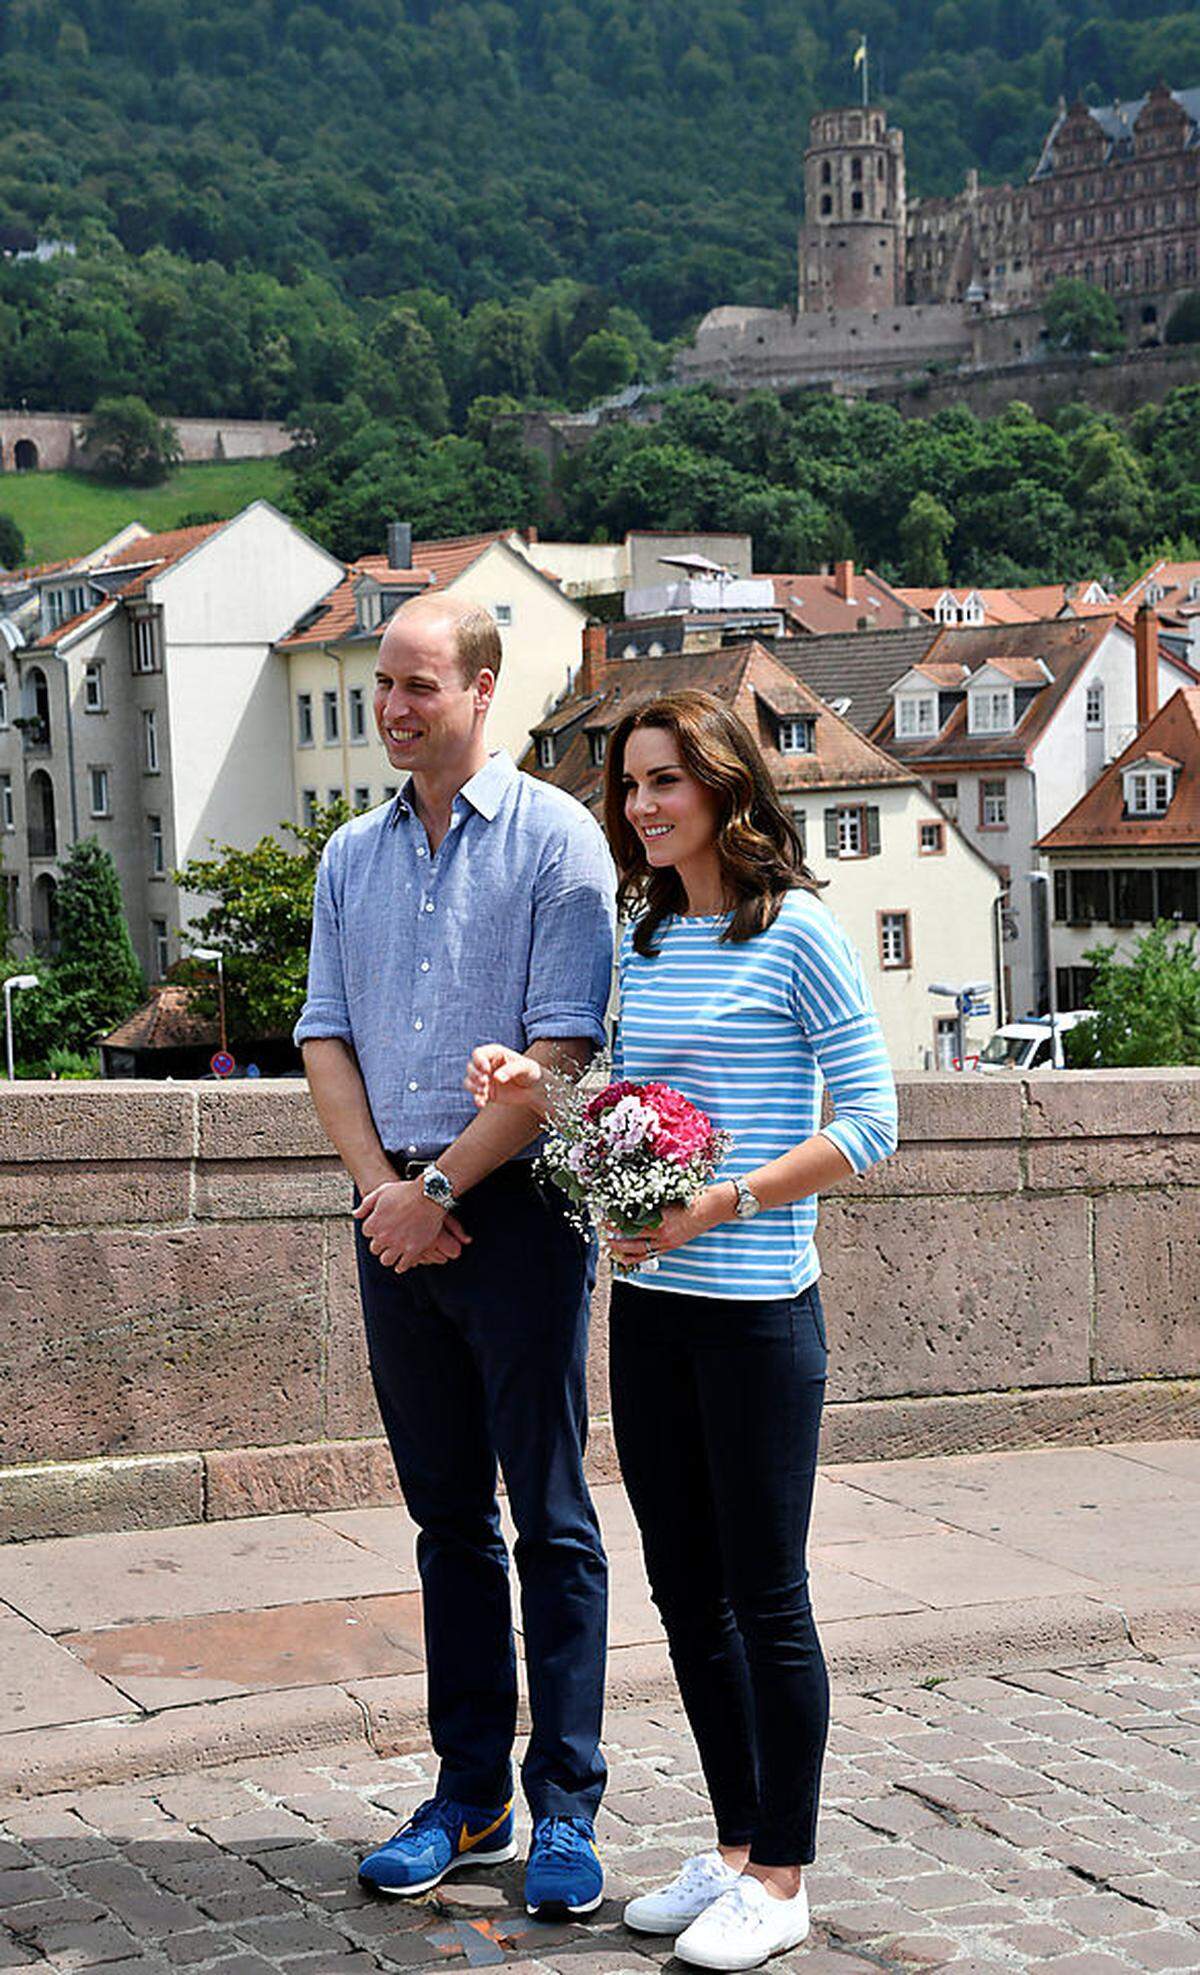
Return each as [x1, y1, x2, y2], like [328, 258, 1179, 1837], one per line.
[420, 1163, 459, 1212]
[732, 1175, 762, 1220]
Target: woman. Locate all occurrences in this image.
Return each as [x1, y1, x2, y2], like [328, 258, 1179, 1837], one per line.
[466, 691, 897, 1971]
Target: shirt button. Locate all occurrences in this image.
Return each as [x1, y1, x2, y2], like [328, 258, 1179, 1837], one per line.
[408, 1079, 419, 1092]
[420, 960, 431, 973]
[413, 1018, 424, 1031]
[424, 900, 435, 913]
[407, 1143, 417, 1155]
[416, 846, 427, 858]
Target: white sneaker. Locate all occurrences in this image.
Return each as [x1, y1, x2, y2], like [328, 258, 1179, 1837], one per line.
[674, 1875, 810, 1971]
[623, 1850, 739, 1934]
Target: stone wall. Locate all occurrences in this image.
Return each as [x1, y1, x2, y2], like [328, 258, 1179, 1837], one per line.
[1, 1073, 1197, 1540]
[0, 410, 291, 474]
[870, 341, 1200, 422]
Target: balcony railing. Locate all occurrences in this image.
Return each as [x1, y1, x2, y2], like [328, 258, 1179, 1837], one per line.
[17, 717, 50, 753]
[27, 828, 57, 859]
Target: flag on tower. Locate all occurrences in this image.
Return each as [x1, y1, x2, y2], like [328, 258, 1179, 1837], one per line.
[852, 34, 867, 68]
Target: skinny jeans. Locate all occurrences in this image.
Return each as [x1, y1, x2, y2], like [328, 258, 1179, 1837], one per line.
[609, 1279, 829, 1865]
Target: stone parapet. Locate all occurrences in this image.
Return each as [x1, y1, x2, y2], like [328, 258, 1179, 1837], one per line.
[1, 1072, 1196, 1538]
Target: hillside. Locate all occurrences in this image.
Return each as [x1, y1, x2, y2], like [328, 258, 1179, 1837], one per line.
[0, 459, 287, 563]
[5, 1, 1200, 340]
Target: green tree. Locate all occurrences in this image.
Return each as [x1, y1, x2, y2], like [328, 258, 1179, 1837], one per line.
[899, 490, 955, 584]
[1066, 924, 1200, 1068]
[174, 803, 349, 1039]
[85, 395, 182, 484]
[1042, 278, 1124, 356]
[1165, 293, 1200, 346]
[0, 512, 25, 568]
[53, 838, 145, 1042]
[366, 305, 450, 433]
[567, 329, 638, 406]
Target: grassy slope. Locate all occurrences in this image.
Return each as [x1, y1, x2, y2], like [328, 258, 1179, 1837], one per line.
[0, 458, 289, 564]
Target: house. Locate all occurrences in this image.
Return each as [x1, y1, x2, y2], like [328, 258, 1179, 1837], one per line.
[526, 631, 1001, 1071]
[526, 531, 754, 605]
[1, 503, 342, 978]
[770, 625, 944, 735]
[276, 524, 588, 819]
[869, 608, 1196, 1015]
[1037, 686, 1200, 1010]
[767, 560, 921, 635]
[895, 581, 1114, 628]
[1119, 559, 1200, 663]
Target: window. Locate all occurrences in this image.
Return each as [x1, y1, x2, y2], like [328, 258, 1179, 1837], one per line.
[142, 708, 159, 773]
[0, 675, 6, 727]
[151, 917, 169, 979]
[2, 874, 17, 931]
[131, 614, 161, 673]
[149, 814, 164, 876]
[323, 689, 340, 745]
[837, 807, 862, 856]
[353, 785, 370, 810]
[588, 730, 607, 766]
[1085, 682, 1104, 729]
[537, 735, 556, 769]
[918, 819, 945, 855]
[493, 603, 513, 628]
[969, 686, 1014, 734]
[84, 663, 104, 713]
[382, 784, 398, 800]
[980, 779, 1007, 827]
[296, 692, 314, 746]
[897, 694, 937, 738]
[851, 190, 864, 213]
[88, 766, 111, 817]
[1112, 867, 1153, 923]
[0, 773, 11, 831]
[824, 804, 880, 858]
[1125, 770, 1172, 816]
[777, 718, 811, 754]
[348, 686, 366, 743]
[301, 788, 318, 826]
[879, 911, 911, 969]
[327, 786, 343, 804]
[1158, 868, 1199, 922]
[933, 779, 959, 822]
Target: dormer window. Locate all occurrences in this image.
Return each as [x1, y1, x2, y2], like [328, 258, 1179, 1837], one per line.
[896, 693, 937, 738]
[1189, 578, 1200, 602]
[537, 734, 556, 769]
[1124, 767, 1174, 815]
[1145, 582, 1166, 605]
[933, 591, 959, 624]
[777, 717, 813, 754]
[960, 592, 985, 625]
[968, 685, 1014, 734]
[588, 730, 607, 766]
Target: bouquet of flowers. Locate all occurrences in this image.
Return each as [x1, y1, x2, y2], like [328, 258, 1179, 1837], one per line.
[539, 1076, 732, 1257]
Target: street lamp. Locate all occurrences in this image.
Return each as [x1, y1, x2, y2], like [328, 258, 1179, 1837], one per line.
[4, 974, 38, 1080]
[191, 948, 227, 1054]
[1028, 871, 1060, 1064]
[929, 979, 992, 1070]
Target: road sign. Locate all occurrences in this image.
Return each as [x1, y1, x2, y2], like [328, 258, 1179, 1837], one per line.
[210, 1050, 236, 1079]
[245, 1063, 261, 1079]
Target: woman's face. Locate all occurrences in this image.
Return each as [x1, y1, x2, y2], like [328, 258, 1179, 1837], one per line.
[621, 725, 721, 872]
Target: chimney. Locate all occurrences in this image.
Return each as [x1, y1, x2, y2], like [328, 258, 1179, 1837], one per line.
[386, 520, 412, 570]
[525, 525, 538, 545]
[579, 622, 607, 699]
[1135, 601, 1158, 729]
[834, 559, 855, 601]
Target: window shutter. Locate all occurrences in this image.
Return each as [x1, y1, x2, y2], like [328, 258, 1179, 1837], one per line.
[866, 806, 881, 855]
[794, 807, 806, 855]
[824, 808, 839, 856]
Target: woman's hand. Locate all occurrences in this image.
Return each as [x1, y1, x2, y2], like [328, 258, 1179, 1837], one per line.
[465, 1043, 544, 1111]
[606, 1181, 735, 1268]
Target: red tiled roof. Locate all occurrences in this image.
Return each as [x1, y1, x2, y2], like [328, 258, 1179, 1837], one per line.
[1120, 560, 1200, 622]
[873, 617, 1114, 766]
[101, 521, 225, 569]
[1039, 689, 1200, 850]
[768, 566, 916, 634]
[410, 531, 516, 587]
[896, 583, 1115, 626]
[976, 655, 1051, 684]
[101, 984, 219, 1051]
[277, 557, 434, 650]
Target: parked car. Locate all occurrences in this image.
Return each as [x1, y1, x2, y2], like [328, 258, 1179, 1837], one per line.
[977, 1011, 1092, 1072]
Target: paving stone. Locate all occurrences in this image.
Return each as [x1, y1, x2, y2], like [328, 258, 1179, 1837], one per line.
[160, 1930, 243, 1964]
[0, 1867, 60, 1907]
[993, 1922, 1084, 1956]
[4, 1899, 108, 1939]
[31, 1919, 141, 1970]
[1037, 1957, 1146, 1975]
[1120, 1932, 1200, 1971]
[228, 1915, 351, 1959]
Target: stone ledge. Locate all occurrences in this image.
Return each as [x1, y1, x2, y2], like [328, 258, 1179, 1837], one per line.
[0, 1085, 197, 1163]
[1021, 1066, 1200, 1140]
[820, 1378, 1200, 1462]
[0, 1452, 204, 1543]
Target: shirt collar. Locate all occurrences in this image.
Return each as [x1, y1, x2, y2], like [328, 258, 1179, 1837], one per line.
[388, 749, 515, 827]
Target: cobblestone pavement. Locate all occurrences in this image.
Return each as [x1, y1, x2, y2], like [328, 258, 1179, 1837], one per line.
[3, 1658, 1199, 1975]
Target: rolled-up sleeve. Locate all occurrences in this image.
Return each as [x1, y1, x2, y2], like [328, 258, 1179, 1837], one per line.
[293, 840, 354, 1047]
[789, 908, 898, 1172]
[522, 815, 617, 1049]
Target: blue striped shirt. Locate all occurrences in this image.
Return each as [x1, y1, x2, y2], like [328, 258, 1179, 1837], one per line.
[613, 890, 898, 1298]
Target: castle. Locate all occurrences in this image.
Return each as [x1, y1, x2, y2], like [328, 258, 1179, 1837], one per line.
[678, 83, 1200, 396]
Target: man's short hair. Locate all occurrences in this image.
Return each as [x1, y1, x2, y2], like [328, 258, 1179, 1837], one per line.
[453, 602, 503, 685]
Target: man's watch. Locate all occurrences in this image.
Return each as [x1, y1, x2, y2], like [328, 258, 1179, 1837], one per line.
[732, 1175, 763, 1220]
[420, 1163, 459, 1212]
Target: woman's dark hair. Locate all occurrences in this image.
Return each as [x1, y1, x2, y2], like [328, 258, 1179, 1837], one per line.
[603, 690, 821, 957]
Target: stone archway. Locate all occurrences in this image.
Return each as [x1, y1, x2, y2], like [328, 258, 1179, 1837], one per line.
[13, 438, 38, 471]
[26, 768, 56, 860]
[31, 872, 59, 956]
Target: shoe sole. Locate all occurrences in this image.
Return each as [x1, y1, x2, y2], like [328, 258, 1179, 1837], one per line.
[360, 1839, 518, 1897]
[624, 1909, 706, 1935]
[674, 1921, 809, 1970]
[525, 1890, 604, 1918]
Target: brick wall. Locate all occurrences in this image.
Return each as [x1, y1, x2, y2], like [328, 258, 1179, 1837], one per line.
[1, 1074, 1197, 1539]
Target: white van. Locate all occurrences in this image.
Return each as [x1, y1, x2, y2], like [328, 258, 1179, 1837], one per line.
[977, 1011, 1092, 1072]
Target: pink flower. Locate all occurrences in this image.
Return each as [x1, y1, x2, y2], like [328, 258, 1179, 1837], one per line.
[642, 1084, 718, 1165]
[584, 1079, 645, 1122]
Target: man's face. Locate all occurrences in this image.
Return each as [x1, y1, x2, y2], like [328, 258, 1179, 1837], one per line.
[373, 608, 492, 781]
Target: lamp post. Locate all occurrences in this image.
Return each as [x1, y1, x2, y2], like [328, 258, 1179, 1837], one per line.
[4, 974, 38, 1080]
[1028, 871, 1060, 1065]
[929, 979, 992, 1070]
[191, 948, 227, 1055]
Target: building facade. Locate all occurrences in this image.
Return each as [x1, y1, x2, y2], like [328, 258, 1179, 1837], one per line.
[798, 105, 907, 312]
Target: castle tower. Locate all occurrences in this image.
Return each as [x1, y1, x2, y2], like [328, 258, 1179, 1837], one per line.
[798, 105, 907, 313]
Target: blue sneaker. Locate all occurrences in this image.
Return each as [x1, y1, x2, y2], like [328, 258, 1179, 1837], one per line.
[358, 1795, 516, 1896]
[524, 1814, 604, 1916]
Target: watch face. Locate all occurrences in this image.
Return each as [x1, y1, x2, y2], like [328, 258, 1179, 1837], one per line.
[424, 1168, 453, 1205]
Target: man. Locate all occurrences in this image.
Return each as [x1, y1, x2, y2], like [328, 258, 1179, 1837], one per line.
[296, 593, 615, 1916]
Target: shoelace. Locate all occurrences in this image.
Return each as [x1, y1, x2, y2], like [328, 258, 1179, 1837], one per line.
[704, 1882, 771, 1936]
[398, 1798, 452, 1838]
[535, 1815, 591, 1861]
[671, 1852, 732, 1898]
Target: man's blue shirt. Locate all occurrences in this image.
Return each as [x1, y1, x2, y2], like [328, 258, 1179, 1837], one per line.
[294, 749, 617, 1156]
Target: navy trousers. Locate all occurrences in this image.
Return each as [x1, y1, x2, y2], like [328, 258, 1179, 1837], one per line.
[610, 1279, 829, 1865]
[355, 1162, 607, 1820]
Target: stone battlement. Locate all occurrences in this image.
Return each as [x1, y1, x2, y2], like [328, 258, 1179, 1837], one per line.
[0, 1073, 1196, 1541]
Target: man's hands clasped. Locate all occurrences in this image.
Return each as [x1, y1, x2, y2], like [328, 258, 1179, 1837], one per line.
[353, 1178, 471, 1273]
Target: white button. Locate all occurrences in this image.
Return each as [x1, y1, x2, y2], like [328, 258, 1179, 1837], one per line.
[408, 1079, 419, 1092]
[424, 900, 435, 913]
[416, 846, 427, 858]
[420, 960, 431, 973]
[407, 1143, 417, 1155]
[414, 1018, 424, 1031]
